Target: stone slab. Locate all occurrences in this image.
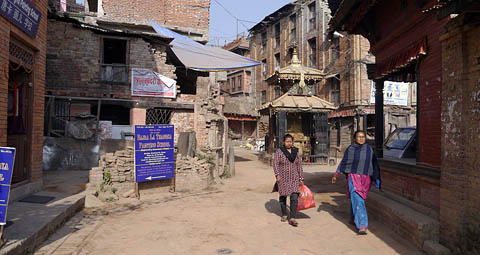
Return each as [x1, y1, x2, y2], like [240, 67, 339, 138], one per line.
[0, 191, 85, 255]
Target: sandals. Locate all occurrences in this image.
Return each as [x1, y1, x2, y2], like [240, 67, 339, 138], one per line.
[288, 219, 298, 227]
[358, 227, 368, 235]
[281, 216, 288, 222]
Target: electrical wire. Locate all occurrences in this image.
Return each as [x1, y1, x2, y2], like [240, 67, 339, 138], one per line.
[212, 0, 251, 31]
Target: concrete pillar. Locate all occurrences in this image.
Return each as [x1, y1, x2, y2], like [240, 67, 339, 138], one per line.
[374, 80, 384, 158]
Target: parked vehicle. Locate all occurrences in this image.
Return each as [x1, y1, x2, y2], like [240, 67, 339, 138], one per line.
[383, 127, 417, 159]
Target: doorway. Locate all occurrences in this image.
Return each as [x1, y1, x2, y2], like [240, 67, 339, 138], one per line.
[7, 63, 33, 184]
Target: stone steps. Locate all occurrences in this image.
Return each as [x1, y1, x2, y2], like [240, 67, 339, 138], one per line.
[367, 191, 440, 251]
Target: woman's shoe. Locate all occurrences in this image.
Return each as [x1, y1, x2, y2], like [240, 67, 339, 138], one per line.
[288, 219, 298, 227]
[358, 227, 367, 235]
[281, 216, 287, 222]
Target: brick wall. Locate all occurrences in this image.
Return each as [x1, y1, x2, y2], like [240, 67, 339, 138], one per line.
[171, 110, 195, 143]
[440, 14, 480, 253]
[101, 0, 210, 42]
[46, 20, 176, 100]
[0, 0, 48, 184]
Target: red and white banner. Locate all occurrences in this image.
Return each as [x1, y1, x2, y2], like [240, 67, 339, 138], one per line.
[131, 68, 176, 98]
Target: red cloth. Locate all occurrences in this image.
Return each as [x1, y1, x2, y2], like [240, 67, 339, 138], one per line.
[273, 148, 304, 196]
[374, 37, 428, 79]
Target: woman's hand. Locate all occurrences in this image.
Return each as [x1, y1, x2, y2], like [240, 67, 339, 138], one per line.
[331, 176, 337, 184]
[276, 175, 281, 183]
[299, 180, 304, 186]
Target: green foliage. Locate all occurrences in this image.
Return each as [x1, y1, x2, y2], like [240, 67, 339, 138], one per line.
[220, 166, 231, 179]
[103, 172, 112, 185]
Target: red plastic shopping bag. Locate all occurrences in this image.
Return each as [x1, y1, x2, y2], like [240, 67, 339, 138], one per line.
[297, 185, 316, 211]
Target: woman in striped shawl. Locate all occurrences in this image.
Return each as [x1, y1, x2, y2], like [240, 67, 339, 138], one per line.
[331, 130, 381, 235]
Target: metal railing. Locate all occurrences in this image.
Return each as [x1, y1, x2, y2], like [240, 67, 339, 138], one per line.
[100, 64, 129, 84]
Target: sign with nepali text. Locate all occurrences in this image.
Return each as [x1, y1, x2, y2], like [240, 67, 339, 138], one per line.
[371, 81, 410, 106]
[0, 147, 15, 225]
[0, 0, 42, 38]
[131, 68, 177, 98]
[134, 125, 174, 182]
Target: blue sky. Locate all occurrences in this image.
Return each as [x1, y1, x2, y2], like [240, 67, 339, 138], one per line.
[76, 0, 292, 46]
[209, 0, 292, 46]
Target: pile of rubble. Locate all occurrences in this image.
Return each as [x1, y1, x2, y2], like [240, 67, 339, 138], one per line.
[102, 147, 135, 183]
[175, 155, 211, 176]
[88, 147, 135, 203]
[174, 153, 213, 192]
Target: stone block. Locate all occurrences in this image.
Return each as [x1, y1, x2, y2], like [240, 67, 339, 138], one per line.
[423, 240, 451, 255]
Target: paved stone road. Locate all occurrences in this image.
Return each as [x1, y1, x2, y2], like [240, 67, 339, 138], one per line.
[35, 148, 421, 255]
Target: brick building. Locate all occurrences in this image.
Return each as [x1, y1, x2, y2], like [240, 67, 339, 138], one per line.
[84, 0, 210, 42]
[0, 0, 47, 201]
[329, 0, 480, 253]
[44, 0, 222, 175]
[220, 37, 258, 140]
[248, 0, 416, 155]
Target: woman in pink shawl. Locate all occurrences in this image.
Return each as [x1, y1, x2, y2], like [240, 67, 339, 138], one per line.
[332, 130, 381, 235]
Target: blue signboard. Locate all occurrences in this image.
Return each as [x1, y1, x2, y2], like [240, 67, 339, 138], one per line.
[0, 0, 42, 38]
[135, 125, 174, 182]
[0, 147, 15, 225]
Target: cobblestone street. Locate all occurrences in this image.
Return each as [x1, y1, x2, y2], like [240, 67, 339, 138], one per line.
[35, 148, 421, 255]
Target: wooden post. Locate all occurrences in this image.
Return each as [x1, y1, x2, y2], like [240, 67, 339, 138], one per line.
[363, 114, 368, 134]
[95, 99, 102, 140]
[0, 225, 5, 247]
[223, 119, 228, 174]
[374, 80, 384, 158]
[135, 182, 140, 200]
[241, 120, 245, 140]
[229, 143, 235, 176]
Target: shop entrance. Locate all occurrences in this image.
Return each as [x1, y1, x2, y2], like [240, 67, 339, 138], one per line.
[7, 62, 32, 184]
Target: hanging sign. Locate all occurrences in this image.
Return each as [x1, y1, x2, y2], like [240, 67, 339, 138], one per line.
[131, 68, 177, 98]
[371, 81, 410, 106]
[0, 0, 42, 38]
[0, 147, 15, 225]
[134, 125, 174, 182]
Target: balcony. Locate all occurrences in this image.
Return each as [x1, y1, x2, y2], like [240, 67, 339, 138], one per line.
[100, 64, 129, 84]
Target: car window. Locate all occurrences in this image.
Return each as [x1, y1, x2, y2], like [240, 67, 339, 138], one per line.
[385, 128, 416, 150]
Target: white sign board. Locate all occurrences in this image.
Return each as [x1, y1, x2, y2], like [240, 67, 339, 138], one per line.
[371, 81, 410, 106]
[131, 68, 177, 98]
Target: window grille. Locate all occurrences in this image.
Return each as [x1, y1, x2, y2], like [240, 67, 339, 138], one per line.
[146, 108, 172, 125]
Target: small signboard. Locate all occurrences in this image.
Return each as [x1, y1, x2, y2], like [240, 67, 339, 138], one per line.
[0, 147, 15, 225]
[371, 81, 410, 106]
[0, 0, 42, 38]
[131, 68, 177, 98]
[134, 125, 174, 182]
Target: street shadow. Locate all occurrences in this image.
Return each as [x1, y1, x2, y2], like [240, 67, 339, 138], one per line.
[234, 156, 252, 162]
[264, 199, 310, 219]
[301, 171, 421, 255]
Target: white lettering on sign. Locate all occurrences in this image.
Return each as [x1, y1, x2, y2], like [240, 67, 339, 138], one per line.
[0, 163, 9, 171]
